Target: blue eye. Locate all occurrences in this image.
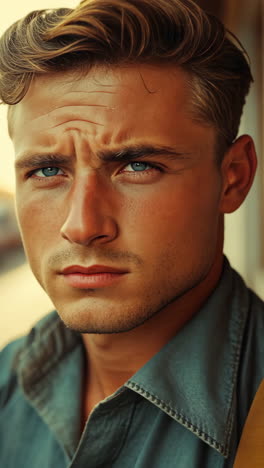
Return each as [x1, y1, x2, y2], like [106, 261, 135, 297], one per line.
[129, 162, 151, 172]
[33, 167, 62, 177]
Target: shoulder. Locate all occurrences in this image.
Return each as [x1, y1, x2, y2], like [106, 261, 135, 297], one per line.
[241, 287, 264, 363]
[231, 264, 264, 367]
[230, 266, 264, 346]
[0, 334, 26, 380]
[236, 284, 264, 418]
[0, 335, 25, 408]
[0, 312, 57, 406]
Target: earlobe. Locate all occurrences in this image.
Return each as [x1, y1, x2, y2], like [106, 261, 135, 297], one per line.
[219, 135, 257, 214]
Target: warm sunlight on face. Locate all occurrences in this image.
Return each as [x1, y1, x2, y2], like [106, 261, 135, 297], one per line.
[0, 0, 77, 193]
[12, 65, 226, 334]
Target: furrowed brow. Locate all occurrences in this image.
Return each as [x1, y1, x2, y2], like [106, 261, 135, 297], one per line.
[97, 145, 192, 162]
[15, 145, 192, 170]
[15, 153, 71, 170]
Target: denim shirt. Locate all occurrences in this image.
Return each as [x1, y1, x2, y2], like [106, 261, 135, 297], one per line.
[1, 259, 264, 467]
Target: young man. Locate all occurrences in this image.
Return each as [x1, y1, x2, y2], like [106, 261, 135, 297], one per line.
[0, 0, 262, 466]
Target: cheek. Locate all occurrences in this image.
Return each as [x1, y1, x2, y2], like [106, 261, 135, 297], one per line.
[128, 185, 217, 223]
[120, 177, 221, 249]
[16, 195, 62, 252]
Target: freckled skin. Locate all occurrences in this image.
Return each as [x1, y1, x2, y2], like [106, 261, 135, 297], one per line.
[12, 64, 227, 336]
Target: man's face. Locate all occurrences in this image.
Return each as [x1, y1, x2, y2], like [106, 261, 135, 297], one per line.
[11, 64, 225, 333]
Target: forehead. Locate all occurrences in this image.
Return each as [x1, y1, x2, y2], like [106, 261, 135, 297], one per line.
[10, 64, 190, 117]
[9, 64, 215, 155]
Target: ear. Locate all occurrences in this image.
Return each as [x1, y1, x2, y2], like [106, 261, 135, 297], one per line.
[219, 135, 257, 214]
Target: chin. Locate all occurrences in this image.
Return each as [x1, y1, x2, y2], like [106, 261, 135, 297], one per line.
[55, 299, 161, 335]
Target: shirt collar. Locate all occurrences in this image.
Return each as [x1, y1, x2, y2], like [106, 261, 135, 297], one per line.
[126, 258, 250, 457]
[17, 258, 249, 458]
[17, 312, 83, 457]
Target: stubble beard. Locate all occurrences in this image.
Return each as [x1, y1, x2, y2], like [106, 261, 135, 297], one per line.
[57, 267, 210, 335]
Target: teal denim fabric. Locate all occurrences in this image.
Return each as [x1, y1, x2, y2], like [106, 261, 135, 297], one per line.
[1, 259, 264, 467]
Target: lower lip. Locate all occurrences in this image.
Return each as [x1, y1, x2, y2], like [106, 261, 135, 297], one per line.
[62, 272, 126, 289]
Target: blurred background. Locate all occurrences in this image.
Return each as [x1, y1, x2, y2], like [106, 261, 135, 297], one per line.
[0, 0, 263, 348]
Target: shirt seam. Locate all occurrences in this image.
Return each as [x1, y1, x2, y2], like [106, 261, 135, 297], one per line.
[126, 381, 226, 456]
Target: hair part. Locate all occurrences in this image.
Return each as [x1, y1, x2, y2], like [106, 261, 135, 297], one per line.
[0, 0, 253, 158]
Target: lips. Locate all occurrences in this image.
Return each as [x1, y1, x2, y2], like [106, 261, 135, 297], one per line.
[60, 264, 128, 289]
[61, 264, 127, 275]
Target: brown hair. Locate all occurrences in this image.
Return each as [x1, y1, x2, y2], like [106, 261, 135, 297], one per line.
[0, 0, 253, 155]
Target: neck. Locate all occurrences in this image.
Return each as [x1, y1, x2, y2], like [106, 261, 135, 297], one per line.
[81, 247, 224, 419]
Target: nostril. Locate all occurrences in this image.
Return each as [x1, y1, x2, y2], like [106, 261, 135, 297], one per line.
[60, 216, 118, 246]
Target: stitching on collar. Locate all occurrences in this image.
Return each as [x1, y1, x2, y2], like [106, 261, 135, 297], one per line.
[126, 381, 227, 456]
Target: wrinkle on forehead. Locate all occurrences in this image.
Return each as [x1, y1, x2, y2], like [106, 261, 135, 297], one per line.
[9, 64, 186, 135]
[11, 65, 210, 159]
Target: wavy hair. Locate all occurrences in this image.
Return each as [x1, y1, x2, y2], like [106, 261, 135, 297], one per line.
[0, 0, 253, 155]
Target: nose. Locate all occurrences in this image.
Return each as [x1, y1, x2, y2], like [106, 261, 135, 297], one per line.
[60, 173, 118, 246]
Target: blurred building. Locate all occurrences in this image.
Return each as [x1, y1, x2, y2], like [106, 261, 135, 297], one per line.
[0, 189, 51, 347]
[0, 189, 21, 251]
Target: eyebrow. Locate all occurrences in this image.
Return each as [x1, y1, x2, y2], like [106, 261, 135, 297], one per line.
[15, 144, 192, 170]
[15, 153, 71, 170]
[98, 145, 192, 162]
